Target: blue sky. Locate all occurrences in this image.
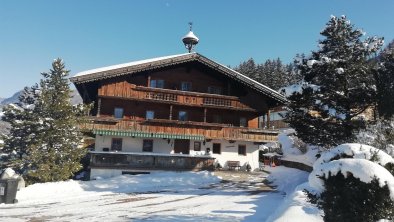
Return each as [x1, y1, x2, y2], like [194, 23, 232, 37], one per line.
[1, 0, 394, 98]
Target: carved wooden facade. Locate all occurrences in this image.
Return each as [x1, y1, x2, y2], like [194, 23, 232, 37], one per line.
[71, 53, 287, 174]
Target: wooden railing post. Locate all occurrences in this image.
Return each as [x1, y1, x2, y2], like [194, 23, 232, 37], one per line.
[267, 109, 271, 129]
[169, 105, 173, 120]
[97, 98, 101, 117]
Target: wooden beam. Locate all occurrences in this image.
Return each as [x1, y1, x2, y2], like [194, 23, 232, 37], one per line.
[147, 75, 151, 87]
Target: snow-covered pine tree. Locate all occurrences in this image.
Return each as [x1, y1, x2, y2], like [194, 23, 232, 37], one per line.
[272, 58, 287, 90]
[235, 58, 259, 82]
[374, 40, 394, 119]
[236, 57, 297, 90]
[284, 61, 302, 87]
[284, 15, 383, 147]
[1, 85, 41, 172]
[25, 59, 88, 183]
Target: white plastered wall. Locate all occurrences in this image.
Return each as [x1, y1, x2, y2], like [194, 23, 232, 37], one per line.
[196, 139, 260, 170]
[94, 136, 260, 171]
[95, 135, 173, 153]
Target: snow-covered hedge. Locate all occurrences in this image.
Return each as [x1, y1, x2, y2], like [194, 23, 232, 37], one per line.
[313, 143, 394, 170]
[310, 158, 394, 200]
[306, 143, 394, 221]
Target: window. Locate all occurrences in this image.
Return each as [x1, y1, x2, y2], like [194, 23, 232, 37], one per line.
[111, 138, 122, 151]
[194, 141, 201, 151]
[150, 79, 164, 88]
[181, 82, 192, 91]
[208, 86, 222, 95]
[114, 107, 124, 119]
[213, 114, 222, 123]
[142, 140, 153, 152]
[213, 143, 221, 154]
[238, 145, 246, 156]
[146, 110, 154, 120]
[178, 111, 188, 121]
[240, 117, 247, 127]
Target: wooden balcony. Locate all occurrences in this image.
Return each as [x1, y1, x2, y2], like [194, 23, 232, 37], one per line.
[90, 151, 215, 171]
[82, 117, 279, 142]
[98, 83, 256, 112]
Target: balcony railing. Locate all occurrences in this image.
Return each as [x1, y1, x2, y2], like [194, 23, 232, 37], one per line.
[82, 117, 279, 142]
[98, 84, 255, 111]
[90, 151, 215, 171]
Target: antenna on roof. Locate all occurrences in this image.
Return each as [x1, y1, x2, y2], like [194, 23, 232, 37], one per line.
[182, 22, 199, 53]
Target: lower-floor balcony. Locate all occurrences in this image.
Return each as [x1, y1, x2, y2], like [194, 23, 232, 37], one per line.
[82, 118, 279, 143]
[90, 151, 215, 171]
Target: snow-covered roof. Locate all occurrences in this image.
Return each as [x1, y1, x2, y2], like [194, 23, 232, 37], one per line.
[263, 152, 283, 157]
[70, 53, 287, 104]
[182, 31, 199, 42]
[74, 53, 190, 77]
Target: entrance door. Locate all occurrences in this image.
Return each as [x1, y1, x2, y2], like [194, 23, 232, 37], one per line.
[174, 139, 190, 154]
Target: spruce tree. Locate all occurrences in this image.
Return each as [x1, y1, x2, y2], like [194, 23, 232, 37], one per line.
[1, 85, 40, 172]
[284, 15, 383, 147]
[235, 57, 299, 90]
[374, 40, 394, 119]
[236, 58, 258, 81]
[28, 59, 88, 183]
[2, 59, 89, 183]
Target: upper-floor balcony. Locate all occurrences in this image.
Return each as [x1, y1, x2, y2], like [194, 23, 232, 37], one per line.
[98, 84, 256, 112]
[81, 117, 279, 143]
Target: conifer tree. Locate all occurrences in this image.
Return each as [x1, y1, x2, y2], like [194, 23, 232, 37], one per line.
[236, 58, 258, 81]
[283, 16, 383, 147]
[374, 40, 394, 119]
[235, 57, 296, 90]
[1, 85, 40, 172]
[28, 59, 88, 183]
[2, 59, 89, 183]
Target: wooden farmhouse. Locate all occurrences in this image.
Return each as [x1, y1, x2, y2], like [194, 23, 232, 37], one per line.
[71, 52, 287, 179]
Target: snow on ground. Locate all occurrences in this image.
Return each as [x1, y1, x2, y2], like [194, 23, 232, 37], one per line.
[279, 129, 319, 166]
[267, 182, 323, 222]
[0, 168, 309, 222]
[243, 166, 310, 222]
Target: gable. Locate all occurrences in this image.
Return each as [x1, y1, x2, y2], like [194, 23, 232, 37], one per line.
[70, 53, 287, 105]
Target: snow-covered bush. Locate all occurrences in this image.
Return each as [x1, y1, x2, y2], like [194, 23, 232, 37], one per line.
[306, 144, 394, 221]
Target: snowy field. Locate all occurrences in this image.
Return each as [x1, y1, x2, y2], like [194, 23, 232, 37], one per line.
[0, 167, 309, 222]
